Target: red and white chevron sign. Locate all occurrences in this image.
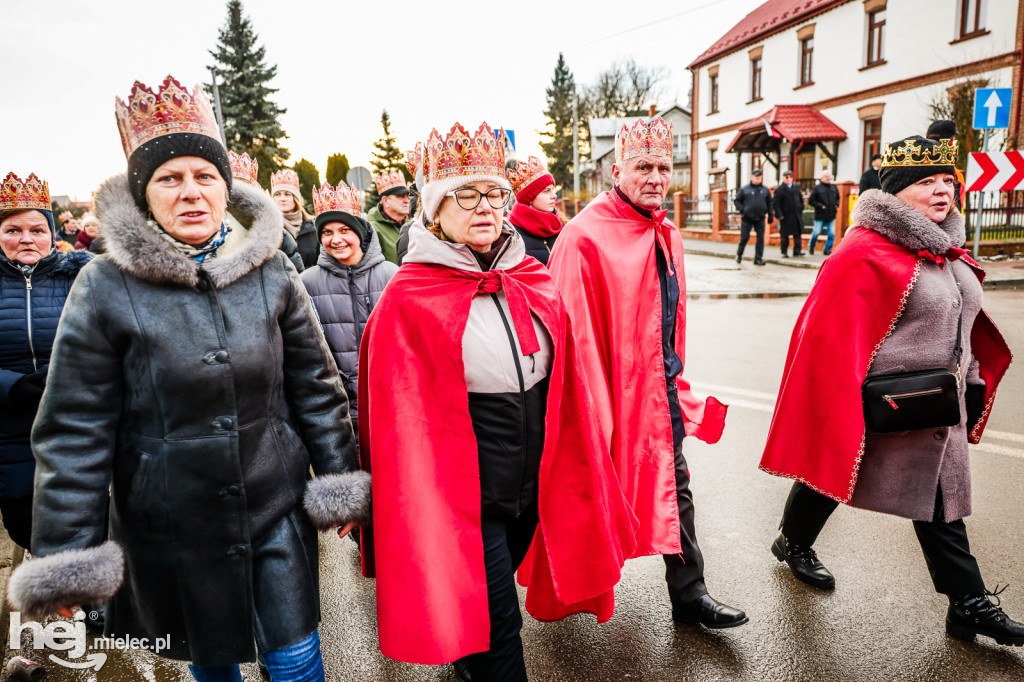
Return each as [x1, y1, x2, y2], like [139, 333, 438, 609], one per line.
[965, 151, 1024, 192]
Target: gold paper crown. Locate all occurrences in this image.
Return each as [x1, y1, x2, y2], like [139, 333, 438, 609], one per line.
[374, 170, 406, 194]
[406, 142, 424, 179]
[0, 172, 51, 211]
[115, 75, 221, 159]
[881, 138, 958, 168]
[228, 151, 259, 186]
[424, 123, 505, 185]
[271, 169, 301, 196]
[506, 156, 551, 195]
[615, 117, 673, 163]
[312, 181, 361, 217]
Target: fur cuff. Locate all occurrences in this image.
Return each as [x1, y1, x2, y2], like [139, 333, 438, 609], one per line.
[7, 542, 124, 621]
[304, 470, 372, 531]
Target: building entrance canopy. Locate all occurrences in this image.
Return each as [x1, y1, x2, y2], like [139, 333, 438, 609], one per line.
[726, 105, 847, 154]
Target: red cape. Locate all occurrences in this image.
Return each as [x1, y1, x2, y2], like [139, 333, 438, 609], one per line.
[358, 256, 637, 664]
[548, 190, 727, 557]
[760, 227, 1012, 502]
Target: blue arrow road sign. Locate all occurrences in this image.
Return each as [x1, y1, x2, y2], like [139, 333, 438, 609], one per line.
[973, 88, 1012, 129]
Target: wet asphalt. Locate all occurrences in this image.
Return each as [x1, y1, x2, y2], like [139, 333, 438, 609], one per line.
[7, 256, 1024, 681]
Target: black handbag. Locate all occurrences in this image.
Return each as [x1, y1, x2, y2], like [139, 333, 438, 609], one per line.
[861, 267, 963, 434]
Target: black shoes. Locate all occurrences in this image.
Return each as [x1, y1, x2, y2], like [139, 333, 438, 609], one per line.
[672, 594, 749, 628]
[772, 534, 835, 589]
[453, 657, 472, 682]
[781, 253, 790, 258]
[794, 251, 804, 257]
[753, 259, 766, 266]
[947, 589, 1024, 646]
[735, 254, 742, 263]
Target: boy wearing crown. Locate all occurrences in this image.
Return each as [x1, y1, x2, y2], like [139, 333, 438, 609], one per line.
[367, 170, 410, 264]
[549, 118, 747, 629]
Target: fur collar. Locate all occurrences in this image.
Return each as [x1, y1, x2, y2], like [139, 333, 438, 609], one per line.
[851, 189, 965, 254]
[95, 174, 283, 289]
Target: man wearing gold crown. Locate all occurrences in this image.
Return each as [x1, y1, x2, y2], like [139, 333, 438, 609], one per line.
[761, 134, 1022, 645]
[367, 169, 410, 265]
[549, 117, 747, 629]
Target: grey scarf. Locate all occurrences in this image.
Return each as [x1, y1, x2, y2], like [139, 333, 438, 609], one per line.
[283, 208, 302, 239]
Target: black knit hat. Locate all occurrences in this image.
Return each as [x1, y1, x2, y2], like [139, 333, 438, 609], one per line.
[878, 135, 957, 196]
[315, 211, 369, 247]
[127, 133, 233, 212]
[926, 119, 958, 141]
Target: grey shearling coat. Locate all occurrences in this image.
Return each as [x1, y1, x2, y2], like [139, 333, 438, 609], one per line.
[300, 226, 398, 428]
[29, 176, 361, 666]
[849, 190, 983, 522]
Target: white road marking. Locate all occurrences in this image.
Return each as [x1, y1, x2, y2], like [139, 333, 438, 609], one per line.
[971, 442, 1024, 459]
[984, 429, 1024, 444]
[690, 381, 777, 402]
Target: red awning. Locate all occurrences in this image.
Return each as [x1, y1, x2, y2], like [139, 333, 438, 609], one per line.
[726, 105, 847, 153]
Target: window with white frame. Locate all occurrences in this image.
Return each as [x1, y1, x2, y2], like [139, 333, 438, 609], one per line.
[957, 0, 987, 39]
[866, 7, 886, 66]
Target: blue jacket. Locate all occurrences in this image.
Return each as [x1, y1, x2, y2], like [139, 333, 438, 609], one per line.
[0, 249, 91, 497]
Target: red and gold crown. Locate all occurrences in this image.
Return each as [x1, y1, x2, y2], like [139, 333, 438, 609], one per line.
[881, 138, 958, 167]
[423, 123, 505, 184]
[312, 181, 361, 217]
[374, 170, 406, 194]
[506, 156, 553, 196]
[615, 117, 673, 164]
[0, 172, 51, 211]
[406, 142, 424, 179]
[271, 169, 301, 197]
[115, 75, 221, 160]
[228, 151, 260, 187]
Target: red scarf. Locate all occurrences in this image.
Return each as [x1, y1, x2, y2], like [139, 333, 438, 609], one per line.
[358, 258, 637, 664]
[510, 201, 563, 238]
[761, 227, 1011, 502]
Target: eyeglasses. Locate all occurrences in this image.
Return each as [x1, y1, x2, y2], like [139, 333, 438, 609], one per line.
[445, 187, 512, 210]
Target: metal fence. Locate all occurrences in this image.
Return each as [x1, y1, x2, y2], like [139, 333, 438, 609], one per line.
[964, 191, 1024, 241]
[683, 195, 713, 227]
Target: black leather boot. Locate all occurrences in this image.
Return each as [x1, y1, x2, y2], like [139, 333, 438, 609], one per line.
[452, 656, 472, 682]
[672, 594, 748, 628]
[947, 588, 1024, 646]
[772, 533, 835, 589]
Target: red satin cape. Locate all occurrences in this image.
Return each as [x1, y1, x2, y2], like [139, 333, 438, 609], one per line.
[548, 190, 728, 557]
[358, 256, 637, 664]
[760, 227, 1012, 501]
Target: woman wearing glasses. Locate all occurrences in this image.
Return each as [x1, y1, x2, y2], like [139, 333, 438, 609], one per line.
[358, 123, 635, 681]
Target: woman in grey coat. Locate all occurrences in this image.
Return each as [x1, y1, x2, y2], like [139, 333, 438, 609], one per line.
[763, 135, 1022, 647]
[301, 181, 398, 439]
[7, 76, 369, 681]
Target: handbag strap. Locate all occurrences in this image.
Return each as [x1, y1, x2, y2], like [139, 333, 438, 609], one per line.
[949, 265, 964, 385]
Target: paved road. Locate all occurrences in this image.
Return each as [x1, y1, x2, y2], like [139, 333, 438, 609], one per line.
[7, 257, 1024, 681]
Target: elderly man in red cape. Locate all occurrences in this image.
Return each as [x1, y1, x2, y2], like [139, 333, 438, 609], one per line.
[548, 117, 746, 629]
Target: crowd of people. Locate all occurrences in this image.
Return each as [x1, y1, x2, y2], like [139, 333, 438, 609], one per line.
[0, 74, 1021, 682]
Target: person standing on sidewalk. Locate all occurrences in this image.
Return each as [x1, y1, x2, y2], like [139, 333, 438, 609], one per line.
[734, 169, 770, 265]
[859, 154, 882, 194]
[808, 171, 839, 255]
[366, 170, 410, 265]
[549, 117, 745, 630]
[773, 170, 804, 258]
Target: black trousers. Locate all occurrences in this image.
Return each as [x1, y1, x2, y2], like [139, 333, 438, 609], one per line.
[737, 219, 765, 261]
[663, 442, 708, 605]
[780, 481, 985, 595]
[780, 231, 802, 256]
[463, 508, 538, 682]
[0, 494, 32, 549]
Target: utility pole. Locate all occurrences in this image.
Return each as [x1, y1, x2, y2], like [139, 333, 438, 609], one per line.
[971, 128, 991, 260]
[208, 66, 227, 147]
[572, 91, 580, 200]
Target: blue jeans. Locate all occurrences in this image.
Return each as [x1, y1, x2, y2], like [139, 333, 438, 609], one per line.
[189, 630, 324, 682]
[810, 219, 835, 253]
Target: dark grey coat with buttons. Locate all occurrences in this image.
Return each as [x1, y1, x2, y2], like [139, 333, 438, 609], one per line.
[300, 226, 397, 432]
[27, 176, 367, 666]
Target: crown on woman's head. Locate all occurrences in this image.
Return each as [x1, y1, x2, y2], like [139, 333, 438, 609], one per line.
[313, 181, 361, 217]
[506, 156, 551, 195]
[423, 123, 505, 184]
[115, 75, 221, 160]
[615, 117, 673, 164]
[374, 170, 406, 194]
[0, 172, 51, 211]
[270, 169, 301, 196]
[228, 152, 260, 187]
[406, 142, 424, 179]
[881, 138, 958, 167]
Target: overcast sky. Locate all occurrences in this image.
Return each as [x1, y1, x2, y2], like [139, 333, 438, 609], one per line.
[1, 0, 765, 200]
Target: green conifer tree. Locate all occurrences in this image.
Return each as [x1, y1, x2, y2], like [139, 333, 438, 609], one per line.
[325, 154, 351, 187]
[539, 53, 583, 191]
[208, 0, 290, 187]
[365, 110, 410, 211]
[291, 159, 320, 213]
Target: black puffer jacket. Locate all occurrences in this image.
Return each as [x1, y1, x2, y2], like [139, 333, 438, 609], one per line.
[295, 219, 320, 269]
[734, 183, 772, 222]
[0, 249, 91, 498]
[809, 181, 840, 221]
[25, 177, 367, 666]
[301, 225, 398, 431]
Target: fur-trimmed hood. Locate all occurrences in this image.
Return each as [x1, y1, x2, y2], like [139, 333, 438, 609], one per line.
[851, 189, 965, 255]
[94, 174, 283, 289]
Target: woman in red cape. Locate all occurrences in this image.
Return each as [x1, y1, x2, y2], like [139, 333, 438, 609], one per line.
[358, 122, 636, 681]
[761, 134, 1022, 646]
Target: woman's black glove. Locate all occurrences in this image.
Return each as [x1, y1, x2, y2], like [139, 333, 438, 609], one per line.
[965, 383, 986, 433]
[9, 366, 49, 411]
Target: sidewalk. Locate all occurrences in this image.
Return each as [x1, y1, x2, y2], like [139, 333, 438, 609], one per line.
[682, 237, 1024, 288]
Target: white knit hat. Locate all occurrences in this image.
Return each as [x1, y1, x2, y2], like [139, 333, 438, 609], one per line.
[420, 173, 511, 223]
